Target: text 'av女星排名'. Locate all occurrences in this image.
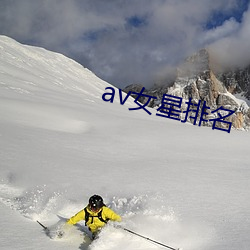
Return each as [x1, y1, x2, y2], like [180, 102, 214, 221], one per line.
[102, 87, 235, 133]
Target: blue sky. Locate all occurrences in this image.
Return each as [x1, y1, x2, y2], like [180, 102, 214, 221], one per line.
[206, 0, 249, 28]
[0, 0, 249, 88]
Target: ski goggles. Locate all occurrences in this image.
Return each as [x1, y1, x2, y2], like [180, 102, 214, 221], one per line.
[89, 204, 101, 212]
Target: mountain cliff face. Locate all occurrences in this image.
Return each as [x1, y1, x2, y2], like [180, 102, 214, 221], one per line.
[124, 49, 250, 130]
[217, 66, 250, 100]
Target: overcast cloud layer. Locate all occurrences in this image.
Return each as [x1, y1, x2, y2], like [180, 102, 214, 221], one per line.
[0, 0, 249, 88]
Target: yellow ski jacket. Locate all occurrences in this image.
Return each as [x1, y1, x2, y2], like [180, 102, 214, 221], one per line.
[67, 206, 121, 233]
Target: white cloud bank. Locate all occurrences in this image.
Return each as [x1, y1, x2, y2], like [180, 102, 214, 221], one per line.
[0, 0, 249, 87]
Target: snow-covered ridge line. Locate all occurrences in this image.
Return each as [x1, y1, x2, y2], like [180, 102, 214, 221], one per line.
[0, 35, 102, 96]
[0, 35, 135, 106]
[0, 35, 136, 134]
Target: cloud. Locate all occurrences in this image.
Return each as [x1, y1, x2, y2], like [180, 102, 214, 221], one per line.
[0, 0, 249, 87]
[209, 4, 250, 69]
[200, 18, 240, 45]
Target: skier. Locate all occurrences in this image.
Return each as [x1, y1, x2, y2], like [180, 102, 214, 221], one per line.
[66, 194, 121, 239]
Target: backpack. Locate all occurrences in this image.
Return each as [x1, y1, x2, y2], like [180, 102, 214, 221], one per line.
[84, 206, 109, 226]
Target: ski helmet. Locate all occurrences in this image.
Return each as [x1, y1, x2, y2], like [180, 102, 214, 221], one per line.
[89, 195, 104, 210]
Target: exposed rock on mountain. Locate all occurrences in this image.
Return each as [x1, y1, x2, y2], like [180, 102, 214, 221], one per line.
[123, 49, 250, 130]
[217, 66, 250, 100]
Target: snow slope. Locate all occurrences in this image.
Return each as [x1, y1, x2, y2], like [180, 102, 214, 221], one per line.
[0, 36, 250, 250]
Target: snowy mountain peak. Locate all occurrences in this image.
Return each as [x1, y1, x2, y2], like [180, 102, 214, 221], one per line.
[173, 49, 250, 129]
[177, 49, 210, 78]
[124, 48, 250, 130]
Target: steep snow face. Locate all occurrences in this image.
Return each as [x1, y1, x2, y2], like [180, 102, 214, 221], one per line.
[0, 36, 250, 250]
[0, 35, 135, 133]
[0, 35, 109, 98]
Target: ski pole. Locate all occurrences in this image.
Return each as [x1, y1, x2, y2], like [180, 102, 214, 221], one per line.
[37, 220, 48, 231]
[122, 227, 180, 250]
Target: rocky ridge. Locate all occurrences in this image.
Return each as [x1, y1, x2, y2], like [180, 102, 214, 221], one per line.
[123, 49, 250, 130]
